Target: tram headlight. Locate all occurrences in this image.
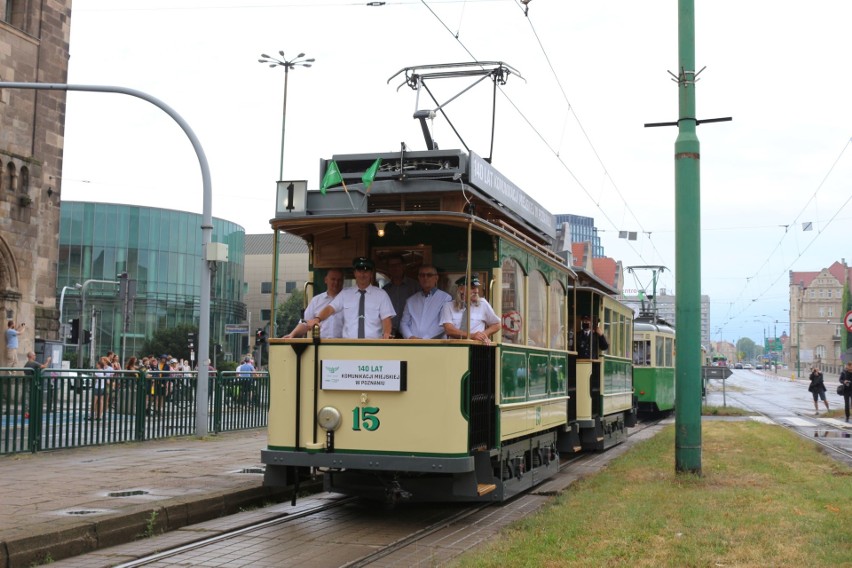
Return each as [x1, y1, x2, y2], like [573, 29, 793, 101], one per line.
[317, 406, 342, 431]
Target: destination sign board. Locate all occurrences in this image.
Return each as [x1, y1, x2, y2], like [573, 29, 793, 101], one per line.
[321, 360, 407, 391]
[468, 152, 555, 239]
[225, 324, 250, 335]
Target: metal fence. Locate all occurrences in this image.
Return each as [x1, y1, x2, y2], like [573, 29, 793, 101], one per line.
[0, 367, 270, 455]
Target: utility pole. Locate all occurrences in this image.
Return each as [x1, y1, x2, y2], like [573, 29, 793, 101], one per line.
[644, 1, 731, 475]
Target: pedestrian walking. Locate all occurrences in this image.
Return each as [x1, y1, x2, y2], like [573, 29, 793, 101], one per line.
[807, 367, 829, 415]
[839, 361, 852, 423]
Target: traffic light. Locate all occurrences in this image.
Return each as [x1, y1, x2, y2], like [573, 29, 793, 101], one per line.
[83, 330, 92, 344]
[255, 328, 266, 345]
[69, 318, 80, 343]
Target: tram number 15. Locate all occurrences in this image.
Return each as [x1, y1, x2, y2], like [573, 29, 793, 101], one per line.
[352, 406, 380, 431]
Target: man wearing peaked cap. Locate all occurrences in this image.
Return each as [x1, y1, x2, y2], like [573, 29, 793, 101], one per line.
[577, 314, 608, 359]
[441, 273, 500, 343]
[353, 256, 374, 270]
[455, 275, 480, 287]
[307, 256, 395, 339]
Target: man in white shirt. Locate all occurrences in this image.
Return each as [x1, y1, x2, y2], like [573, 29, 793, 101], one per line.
[441, 275, 501, 344]
[400, 265, 451, 339]
[282, 268, 344, 338]
[309, 257, 395, 339]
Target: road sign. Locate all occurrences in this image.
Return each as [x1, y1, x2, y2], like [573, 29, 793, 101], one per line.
[225, 324, 250, 335]
[845, 310, 852, 333]
[702, 366, 732, 380]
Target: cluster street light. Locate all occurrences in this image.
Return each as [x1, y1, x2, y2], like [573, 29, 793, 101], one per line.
[258, 51, 314, 181]
[258, 51, 313, 338]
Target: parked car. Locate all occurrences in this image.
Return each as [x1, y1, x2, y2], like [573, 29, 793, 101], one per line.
[743, 364, 753, 370]
[734, 363, 743, 369]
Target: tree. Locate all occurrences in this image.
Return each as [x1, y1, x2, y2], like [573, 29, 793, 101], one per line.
[141, 323, 199, 362]
[736, 337, 758, 361]
[275, 291, 305, 337]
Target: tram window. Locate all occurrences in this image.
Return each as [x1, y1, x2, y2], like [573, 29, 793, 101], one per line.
[549, 354, 567, 395]
[527, 271, 546, 347]
[656, 336, 665, 367]
[529, 353, 548, 397]
[549, 282, 566, 349]
[501, 258, 525, 345]
[500, 351, 527, 401]
[604, 308, 615, 357]
[633, 340, 651, 366]
[664, 337, 674, 367]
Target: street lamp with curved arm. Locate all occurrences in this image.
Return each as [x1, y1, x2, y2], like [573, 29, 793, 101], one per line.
[59, 283, 82, 344]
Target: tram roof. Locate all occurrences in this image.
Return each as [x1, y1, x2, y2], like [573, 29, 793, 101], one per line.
[573, 267, 618, 296]
[634, 314, 675, 333]
[270, 148, 556, 243]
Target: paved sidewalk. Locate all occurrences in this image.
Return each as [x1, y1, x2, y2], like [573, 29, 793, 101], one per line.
[0, 429, 291, 568]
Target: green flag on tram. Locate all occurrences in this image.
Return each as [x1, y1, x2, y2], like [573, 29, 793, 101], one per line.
[320, 160, 343, 194]
[361, 158, 382, 194]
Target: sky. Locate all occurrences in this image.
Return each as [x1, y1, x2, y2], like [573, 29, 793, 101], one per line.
[60, 0, 852, 345]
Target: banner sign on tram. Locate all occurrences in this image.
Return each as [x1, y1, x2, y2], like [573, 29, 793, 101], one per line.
[321, 360, 407, 391]
[468, 152, 555, 239]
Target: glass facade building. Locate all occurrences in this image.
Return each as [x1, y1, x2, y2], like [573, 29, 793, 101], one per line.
[554, 214, 604, 258]
[58, 202, 246, 363]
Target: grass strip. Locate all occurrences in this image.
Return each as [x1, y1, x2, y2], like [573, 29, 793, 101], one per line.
[457, 421, 852, 567]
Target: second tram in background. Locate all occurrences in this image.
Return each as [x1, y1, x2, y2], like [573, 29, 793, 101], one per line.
[627, 266, 676, 416]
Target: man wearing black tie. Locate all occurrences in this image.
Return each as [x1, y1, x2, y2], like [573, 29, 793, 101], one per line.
[308, 257, 395, 339]
[576, 315, 608, 359]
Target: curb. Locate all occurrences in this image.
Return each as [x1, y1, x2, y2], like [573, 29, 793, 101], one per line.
[0, 481, 321, 568]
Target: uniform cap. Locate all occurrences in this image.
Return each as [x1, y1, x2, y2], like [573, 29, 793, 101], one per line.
[455, 275, 480, 287]
[353, 256, 375, 270]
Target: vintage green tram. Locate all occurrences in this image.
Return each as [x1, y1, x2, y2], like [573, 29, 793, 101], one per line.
[632, 314, 676, 414]
[262, 148, 636, 502]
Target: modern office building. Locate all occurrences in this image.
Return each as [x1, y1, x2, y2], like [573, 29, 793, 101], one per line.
[554, 214, 605, 259]
[0, 1, 72, 359]
[57, 202, 247, 364]
[243, 233, 309, 336]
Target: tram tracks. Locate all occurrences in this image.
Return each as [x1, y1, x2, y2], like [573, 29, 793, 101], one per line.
[718, 387, 852, 464]
[112, 495, 359, 568]
[103, 423, 663, 567]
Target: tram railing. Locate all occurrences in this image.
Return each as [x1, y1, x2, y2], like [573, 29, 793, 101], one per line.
[0, 367, 270, 456]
